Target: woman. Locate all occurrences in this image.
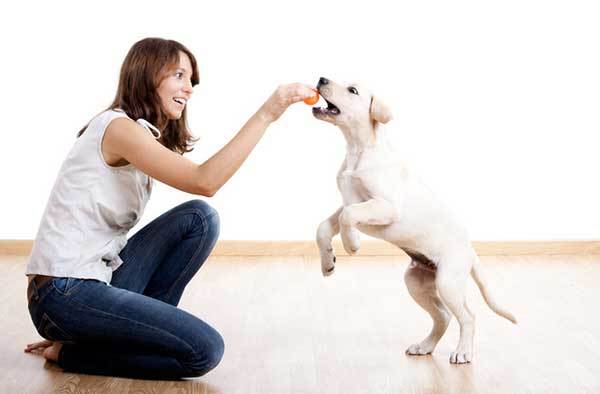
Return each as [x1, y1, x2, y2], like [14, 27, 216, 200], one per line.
[24, 37, 314, 379]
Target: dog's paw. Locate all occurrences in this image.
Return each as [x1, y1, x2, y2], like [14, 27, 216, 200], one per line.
[449, 351, 472, 364]
[320, 250, 336, 277]
[322, 264, 335, 277]
[405, 343, 434, 356]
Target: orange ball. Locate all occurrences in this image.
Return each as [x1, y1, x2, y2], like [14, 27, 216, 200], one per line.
[303, 89, 319, 105]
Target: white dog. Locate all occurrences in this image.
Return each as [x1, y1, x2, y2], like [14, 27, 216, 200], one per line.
[313, 77, 516, 364]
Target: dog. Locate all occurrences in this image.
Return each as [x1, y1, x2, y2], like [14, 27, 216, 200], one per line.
[312, 77, 516, 364]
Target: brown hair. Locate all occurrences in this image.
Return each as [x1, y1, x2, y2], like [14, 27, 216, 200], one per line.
[78, 37, 200, 154]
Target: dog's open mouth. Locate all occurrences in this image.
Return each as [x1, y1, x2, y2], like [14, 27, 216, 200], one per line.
[312, 97, 340, 116]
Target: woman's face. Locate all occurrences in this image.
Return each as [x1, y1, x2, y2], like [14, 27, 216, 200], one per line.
[157, 51, 194, 120]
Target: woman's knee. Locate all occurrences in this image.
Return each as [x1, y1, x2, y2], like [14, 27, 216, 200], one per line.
[184, 329, 225, 377]
[179, 199, 218, 219]
[178, 200, 220, 237]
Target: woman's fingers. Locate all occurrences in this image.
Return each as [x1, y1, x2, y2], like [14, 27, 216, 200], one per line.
[288, 84, 317, 103]
[259, 83, 318, 123]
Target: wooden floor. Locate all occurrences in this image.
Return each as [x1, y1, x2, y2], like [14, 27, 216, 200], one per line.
[3, 254, 600, 394]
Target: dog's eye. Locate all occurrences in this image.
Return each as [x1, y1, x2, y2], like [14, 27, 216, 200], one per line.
[348, 87, 359, 95]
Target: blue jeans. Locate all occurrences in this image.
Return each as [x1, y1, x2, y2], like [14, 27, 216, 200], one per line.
[27, 200, 224, 380]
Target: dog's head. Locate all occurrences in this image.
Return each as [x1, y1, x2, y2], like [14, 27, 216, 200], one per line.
[312, 77, 393, 129]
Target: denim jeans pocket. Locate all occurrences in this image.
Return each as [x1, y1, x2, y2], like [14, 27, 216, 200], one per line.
[51, 277, 84, 296]
[36, 312, 73, 342]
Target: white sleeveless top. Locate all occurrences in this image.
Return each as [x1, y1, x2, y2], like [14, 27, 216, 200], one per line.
[26, 109, 161, 284]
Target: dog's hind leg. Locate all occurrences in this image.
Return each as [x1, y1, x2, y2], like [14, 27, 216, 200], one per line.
[404, 262, 451, 356]
[316, 207, 343, 276]
[435, 258, 475, 364]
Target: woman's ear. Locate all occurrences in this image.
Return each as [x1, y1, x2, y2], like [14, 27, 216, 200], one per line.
[370, 96, 393, 124]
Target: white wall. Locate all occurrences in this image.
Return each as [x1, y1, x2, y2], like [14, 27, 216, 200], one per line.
[1, 0, 599, 241]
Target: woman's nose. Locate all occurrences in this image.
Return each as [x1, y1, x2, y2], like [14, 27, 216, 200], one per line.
[183, 80, 193, 94]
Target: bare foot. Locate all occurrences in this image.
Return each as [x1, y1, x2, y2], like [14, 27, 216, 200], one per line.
[24, 340, 63, 362]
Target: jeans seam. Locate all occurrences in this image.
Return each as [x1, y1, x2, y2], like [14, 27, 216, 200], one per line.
[51, 278, 86, 297]
[164, 211, 216, 302]
[38, 312, 74, 342]
[63, 293, 197, 355]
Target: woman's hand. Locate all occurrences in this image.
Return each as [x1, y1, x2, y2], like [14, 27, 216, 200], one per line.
[257, 83, 316, 123]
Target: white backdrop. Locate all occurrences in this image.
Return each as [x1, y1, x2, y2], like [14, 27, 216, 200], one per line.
[1, 0, 599, 241]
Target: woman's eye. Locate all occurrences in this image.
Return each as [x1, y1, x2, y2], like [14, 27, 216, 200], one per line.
[348, 87, 359, 95]
[175, 72, 184, 79]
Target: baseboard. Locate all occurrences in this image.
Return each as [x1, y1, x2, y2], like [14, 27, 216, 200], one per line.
[2, 239, 600, 257]
[1, 240, 33, 256]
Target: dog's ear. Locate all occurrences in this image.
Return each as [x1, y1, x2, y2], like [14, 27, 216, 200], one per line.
[370, 96, 393, 124]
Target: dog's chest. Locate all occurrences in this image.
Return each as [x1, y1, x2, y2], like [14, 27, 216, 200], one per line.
[338, 170, 368, 201]
[337, 167, 385, 203]
[337, 154, 391, 203]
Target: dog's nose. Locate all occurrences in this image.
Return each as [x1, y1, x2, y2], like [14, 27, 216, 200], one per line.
[317, 77, 329, 88]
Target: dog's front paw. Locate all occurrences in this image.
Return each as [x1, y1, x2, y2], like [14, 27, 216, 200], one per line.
[320, 248, 336, 277]
[405, 343, 434, 356]
[449, 351, 472, 364]
[340, 227, 360, 255]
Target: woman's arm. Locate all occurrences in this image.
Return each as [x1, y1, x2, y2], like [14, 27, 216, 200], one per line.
[103, 83, 314, 196]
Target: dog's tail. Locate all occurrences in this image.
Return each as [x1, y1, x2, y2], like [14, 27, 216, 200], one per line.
[470, 257, 517, 324]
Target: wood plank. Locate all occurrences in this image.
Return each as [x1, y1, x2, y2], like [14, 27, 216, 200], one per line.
[4, 254, 600, 393]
